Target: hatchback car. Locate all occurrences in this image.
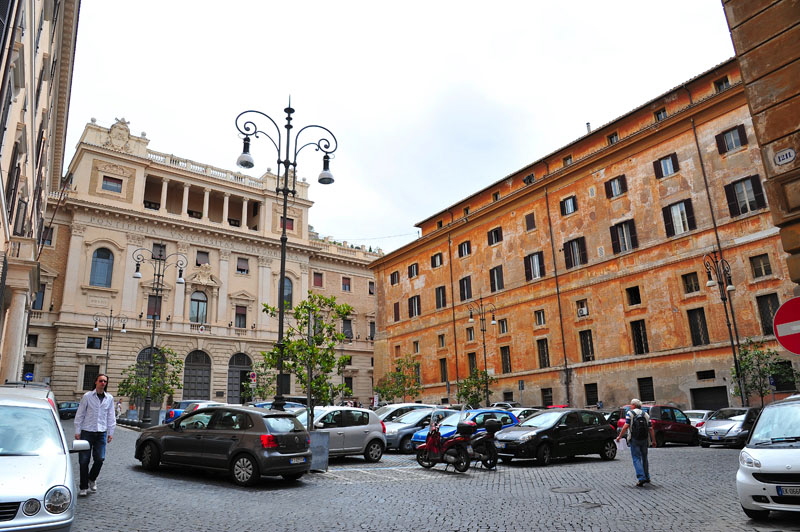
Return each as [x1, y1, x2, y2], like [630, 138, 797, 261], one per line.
[491, 401, 522, 410]
[410, 409, 519, 448]
[373, 403, 437, 423]
[509, 407, 539, 421]
[495, 408, 617, 465]
[0, 391, 89, 531]
[57, 402, 79, 420]
[615, 404, 698, 446]
[296, 406, 387, 462]
[384, 408, 456, 453]
[135, 405, 311, 486]
[737, 395, 800, 520]
[684, 409, 714, 428]
[699, 407, 760, 448]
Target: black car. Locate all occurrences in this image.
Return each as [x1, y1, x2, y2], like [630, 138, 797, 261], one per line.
[58, 401, 79, 419]
[135, 405, 311, 486]
[494, 408, 617, 466]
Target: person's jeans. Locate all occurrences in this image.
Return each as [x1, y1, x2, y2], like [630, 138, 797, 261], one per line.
[629, 438, 650, 482]
[78, 430, 107, 490]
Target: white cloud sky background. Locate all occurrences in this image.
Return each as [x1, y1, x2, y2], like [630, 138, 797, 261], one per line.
[65, 1, 735, 253]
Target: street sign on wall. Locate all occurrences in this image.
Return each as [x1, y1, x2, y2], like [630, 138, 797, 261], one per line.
[774, 296, 800, 354]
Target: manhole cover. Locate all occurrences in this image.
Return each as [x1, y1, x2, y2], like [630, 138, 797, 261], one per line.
[551, 486, 591, 494]
[572, 501, 603, 509]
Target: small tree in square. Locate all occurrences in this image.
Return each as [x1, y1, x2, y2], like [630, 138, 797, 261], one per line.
[374, 353, 421, 403]
[456, 369, 497, 408]
[117, 346, 184, 410]
[732, 338, 800, 407]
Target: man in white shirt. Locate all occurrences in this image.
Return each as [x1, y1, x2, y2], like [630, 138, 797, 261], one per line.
[74, 374, 116, 497]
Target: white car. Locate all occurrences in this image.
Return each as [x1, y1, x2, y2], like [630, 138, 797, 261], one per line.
[684, 409, 713, 427]
[737, 395, 800, 520]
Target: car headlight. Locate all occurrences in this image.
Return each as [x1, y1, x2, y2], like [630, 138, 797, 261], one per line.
[44, 486, 71, 514]
[519, 430, 539, 442]
[739, 450, 761, 468]
[697, 426, 706, 435]
[728, 425, 743, 435]
[22, 499, 41, 516]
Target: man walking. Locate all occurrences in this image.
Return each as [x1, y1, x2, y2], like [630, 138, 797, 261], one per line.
[615, 398, 656, 487]
[74, 374, 116, 497]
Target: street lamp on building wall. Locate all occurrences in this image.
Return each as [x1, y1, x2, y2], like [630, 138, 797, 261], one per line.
[468, 296, 496, 407]
[132, 245, 187, 426]
[703, 249, 747, 407]
[234, 102, 338, 411]
[92, 309, 127, 374]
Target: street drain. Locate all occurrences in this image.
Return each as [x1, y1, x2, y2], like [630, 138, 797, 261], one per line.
[551, 486, 591, 494]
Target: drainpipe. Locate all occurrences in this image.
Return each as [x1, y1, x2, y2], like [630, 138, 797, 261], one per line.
[446, 208, 460, 402]
[545, 187, 571, 406]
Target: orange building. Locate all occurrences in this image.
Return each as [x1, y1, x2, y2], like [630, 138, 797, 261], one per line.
[370, 59, 798, 410]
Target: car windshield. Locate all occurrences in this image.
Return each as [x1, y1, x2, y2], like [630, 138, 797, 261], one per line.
[520, 410, 564, 428]
[440, 411, 475, 427]
[0, 405, 64, 456]
[710, 408, 747, 420]
[263, 415, 306, 433]
[749, 403, 800, 444]
[394, 408, 435, 425]
[373, 405, 393, 417]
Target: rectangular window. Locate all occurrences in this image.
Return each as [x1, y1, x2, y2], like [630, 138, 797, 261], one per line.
[487, 227, 503, 245]
[489, 265, 504, 292]
[610, 219, 638, 253]
[235, 305, 247, 328]
[393, 302, 400, 322]
[631, 320, 649, 354]
[576, 299, 589, 317]
[697, 370, 716, 380]
[638, 377, 655, 403]
[408, 295, 421, 318]
[369, 321, 376, 339]
[466, 327, 474, 342]
[500, 346, 512, 374]
[439, 358, 448, 382]
[725, 175, 766, 217]
[663, 200, 696, 237]
[413, 341, 420, 353]
[750, 254, 772, 278]
[438, 334, 445, 348]
[86, 337, 102, 349]
[431, 253, 443, 268]
[196, 250, 210, 266]
[654, 108, 667, 121]
[27, 334, 38, 347]
[537, 338, 550, 368]
[714, 76, 730, 92]
[524, 251, 545, 281]
[682, 272, 700, 294]
[408, 263, 418, 278]
[342, 319, 353, 339]
[756, 293, 780, 336]
[390, 271, 399, 285]
[459, 276, 472, 301]
[83, 365, 100, 391]
[458, 240, 471, 257]
[607, 132, 619, 145]
[280, 217, 294, 230]
[342, 277, 351, 292]
[42, 226, 53, 246]
[498, 319, 508, 334]
[492, 191, 500, 202]
[605, 175, 627, 198]
[147, 295, 162, 320]
[771, 360, 797, 392]
[564, 237, 588, 269]
[579, 330, 595, 361]
[563, 155, 573, 166]
[468, 352, 477, 373]
[436, 220, 443, 228]
[313, 272, 324, 287]
[626, 286, 642, 306]
[716, 125, 747, 154]
[653, 153, 679, 178]
[585, 383, 599, 407]
[435, 286, 447, 309]
[560, 195, 578, 215]
[152, 243, 166, 260]
[534, 309, 546, 326]
[369, 281, 375, 295]
[542, 388, 553, 407]
[463, 207, 470, 217]
[101, 176, 122, 193]
[524, 212, 536, 231]
[32, 284, 45, 310]
[687, 308, 710, 346]
[236, 257, 249, 274]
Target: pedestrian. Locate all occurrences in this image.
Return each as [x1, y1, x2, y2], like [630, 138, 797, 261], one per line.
[115, 399, 122, 419]
[74, 373, 116, 497]
[615, 398, 656, 487]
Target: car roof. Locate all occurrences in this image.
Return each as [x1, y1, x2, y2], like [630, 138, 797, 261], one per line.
[0, 391, 55, 409]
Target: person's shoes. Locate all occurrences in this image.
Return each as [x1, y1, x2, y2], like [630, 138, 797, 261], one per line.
[78, 489, 88, 497]
[643, 479, 651, 484]
[88, 480, 97, 492]
[636, 481, 645, 487]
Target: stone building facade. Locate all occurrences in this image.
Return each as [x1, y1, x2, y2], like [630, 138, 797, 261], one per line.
[27, 118, 379, 407]
[371, 59, 798, 410]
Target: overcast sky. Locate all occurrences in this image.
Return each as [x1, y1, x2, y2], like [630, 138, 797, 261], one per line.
[65, 1, 736, 254]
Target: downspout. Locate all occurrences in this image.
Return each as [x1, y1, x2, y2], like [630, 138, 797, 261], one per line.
[545, 187, 571, 406]
[446, 209, 459, 402]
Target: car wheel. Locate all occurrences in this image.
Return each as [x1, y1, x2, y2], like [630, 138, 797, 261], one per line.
[742, 506, 769, 520]
[655, 432, 666, 448]
[600, 439, 617, 460]
[399, 436, 414, 454]
[230, 454, 260, 487]
[363, 439, 384, 462]
[500, 456, 513, 464]
[536, 443, 552, 466]
[700, 442, 710, 448]
[416, 448, 434, 468]
[140, 442, 160, 471]
[453, 446, 470, 473]
[281, 473, 304, 481]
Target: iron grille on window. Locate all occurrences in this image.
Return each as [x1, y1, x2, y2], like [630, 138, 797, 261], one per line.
[579, 330, 594, 361]
[537, 338, 549, 368]
[687, 308, 710, 346]
[637, 377, 655, 402]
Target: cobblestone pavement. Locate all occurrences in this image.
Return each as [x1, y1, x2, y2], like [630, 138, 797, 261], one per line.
[65, 421, 800, 532]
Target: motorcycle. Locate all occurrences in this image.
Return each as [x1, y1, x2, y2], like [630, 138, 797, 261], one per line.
[470, 418, 501, 469]
[416, 418, 475, 473]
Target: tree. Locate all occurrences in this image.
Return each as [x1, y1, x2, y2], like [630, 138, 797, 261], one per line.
[456, 369, 497, 408]
[374, 353, 421, 403]
[117, 347, 184, 410]
[732, 338, 800, 407]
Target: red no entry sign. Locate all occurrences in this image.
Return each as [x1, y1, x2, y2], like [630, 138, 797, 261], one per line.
[774, 297, 800, 354]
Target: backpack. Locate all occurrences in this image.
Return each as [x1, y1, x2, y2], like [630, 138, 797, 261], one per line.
[630, 409, 649, 440]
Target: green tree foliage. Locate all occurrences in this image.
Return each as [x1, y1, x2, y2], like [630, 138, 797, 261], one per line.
[117, 347, 184, 409]
[374, 354, 421, 403]
[456, 369, 497, 408]
[732, 338, 800, 407]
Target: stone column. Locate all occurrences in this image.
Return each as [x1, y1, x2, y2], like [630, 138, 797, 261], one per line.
[258, 255, 272, 329]
[0, 288, 29, 384]
[202, 188, 210, 221]
[241, 199, 249, 230]
[159, 178, 169, 214]
[218, 249, 230, 323]
[222, 193, 230, 226]
[257, 201, 265, 232]
[181, 183, 190, 217]
[60, 223, 86, 311]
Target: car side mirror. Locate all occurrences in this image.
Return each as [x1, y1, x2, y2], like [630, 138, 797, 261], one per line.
[71, 440, 90, 453]
[314, 422, 324, 429]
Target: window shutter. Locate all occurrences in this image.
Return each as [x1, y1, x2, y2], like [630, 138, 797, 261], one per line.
[394, 302, 400, 322]
[663, 206, 675, 237]
[408, 265, 414, 277]
[629, 221, 639, 249]
[578, 237, 587, 265]
[619, 175, 628, 193]
[559, 200, 566, 216]
[564, 242, 574, 269]
[430, 255, 436, 268]
[724, 182, 740, 217]
[737, 124, 747, 146]
[408, 299, 413, 318]
[670, 153, 679, 172]
[537, 252, 546, 277]
[653, 160, 663, 179]
[610, 225, 621, 254]
[715, 132, 727, 154]
[525, 213, 535, 230]
[524, 255, 532, 281]
[604, 180, 612, 198]
[685, 200, 696, 230]
[751, 176, 766, 209]
[490, 269, 497, 292]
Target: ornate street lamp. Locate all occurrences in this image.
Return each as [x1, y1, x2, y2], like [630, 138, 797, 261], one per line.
[234, 102, 338, 411]
[703, 249, 747, 407]
[132, 244, 187, 426]
[468, 296, 496, 407]
[92, 309, 128, 374]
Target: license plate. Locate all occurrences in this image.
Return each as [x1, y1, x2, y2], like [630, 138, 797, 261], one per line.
[290, 457, 306, 464]
[466, 445, 473, 453]
[495, 442, 506, 449]
[712, 436, 721, 440]
[777, 486, 800, 496]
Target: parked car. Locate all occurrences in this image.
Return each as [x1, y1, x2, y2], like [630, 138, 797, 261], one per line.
[384, 408, 456, 453]
[603, 410, 621, 431]
[495, 408, 618, 465]
[246, 400, 306, 410]
[296, 406, 387, 462]
[491, 401, 521, 410]
[699, 407, 760, 448]
[737, 394, 800, 520]
[181, 401, 225, 416]
[1, 382, 57, 414]
[162, 399, 207, 424]
[0, 390, 90, 531]
[57, 401, 79, 420]
[135, 405, 311, 486]
[410, 409, 519, 448]
[509, 407, 539, 421]
[684, 409, 714, 428]
[373, 403, 437, 423]
[615, 404, 698, 446]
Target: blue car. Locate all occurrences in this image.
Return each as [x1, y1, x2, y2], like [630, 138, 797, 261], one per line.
[410, 409, 519, 447]
[163, 400, 206, 424]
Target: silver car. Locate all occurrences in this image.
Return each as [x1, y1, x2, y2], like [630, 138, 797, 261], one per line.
[297, 406, 386, 462]
[0, 391, 89, 531]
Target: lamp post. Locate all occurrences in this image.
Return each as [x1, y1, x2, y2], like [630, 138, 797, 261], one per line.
[234, 102, 338, 411]
[703, 249, 747, 407]
[132, 244, 187, 426]
[92, 309, 128, 374]
[468, 296, 496, 407]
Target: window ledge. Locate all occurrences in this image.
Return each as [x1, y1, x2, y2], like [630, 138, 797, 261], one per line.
[81, 285, 119, 297]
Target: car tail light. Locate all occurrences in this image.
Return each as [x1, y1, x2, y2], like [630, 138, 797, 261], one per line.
[260, 434, 279, 449]
[696, 421, 705, 428]
[380, 421, 386, 433]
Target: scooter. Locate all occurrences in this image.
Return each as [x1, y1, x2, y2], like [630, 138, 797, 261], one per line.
[416, 418, 475, 473]
[469, 418, 501, 469]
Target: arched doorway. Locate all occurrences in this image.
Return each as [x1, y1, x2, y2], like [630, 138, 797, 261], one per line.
[184, 350, 211, 400]
[227, 353, 253, 404]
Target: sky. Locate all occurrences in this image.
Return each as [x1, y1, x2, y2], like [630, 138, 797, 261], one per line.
[65, 1, 736, 254]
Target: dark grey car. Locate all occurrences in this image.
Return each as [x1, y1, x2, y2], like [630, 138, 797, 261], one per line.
[699, 407, 760, 448]
[135, 405, 311, 486]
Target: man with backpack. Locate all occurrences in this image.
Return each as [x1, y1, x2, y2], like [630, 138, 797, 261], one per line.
[615, 398, 656, 487]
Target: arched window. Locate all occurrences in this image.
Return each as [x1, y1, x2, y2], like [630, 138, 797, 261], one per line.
[189, 291, 208, 323]
[89, 248, 114, 287]
[281, 277, 293, 310]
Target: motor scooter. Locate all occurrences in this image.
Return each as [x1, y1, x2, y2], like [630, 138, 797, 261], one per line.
[416, 418, 475, 473]
[469, 418, 501, 469]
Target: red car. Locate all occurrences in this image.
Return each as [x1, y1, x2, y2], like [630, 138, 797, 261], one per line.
[616, 404, 699, 447]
